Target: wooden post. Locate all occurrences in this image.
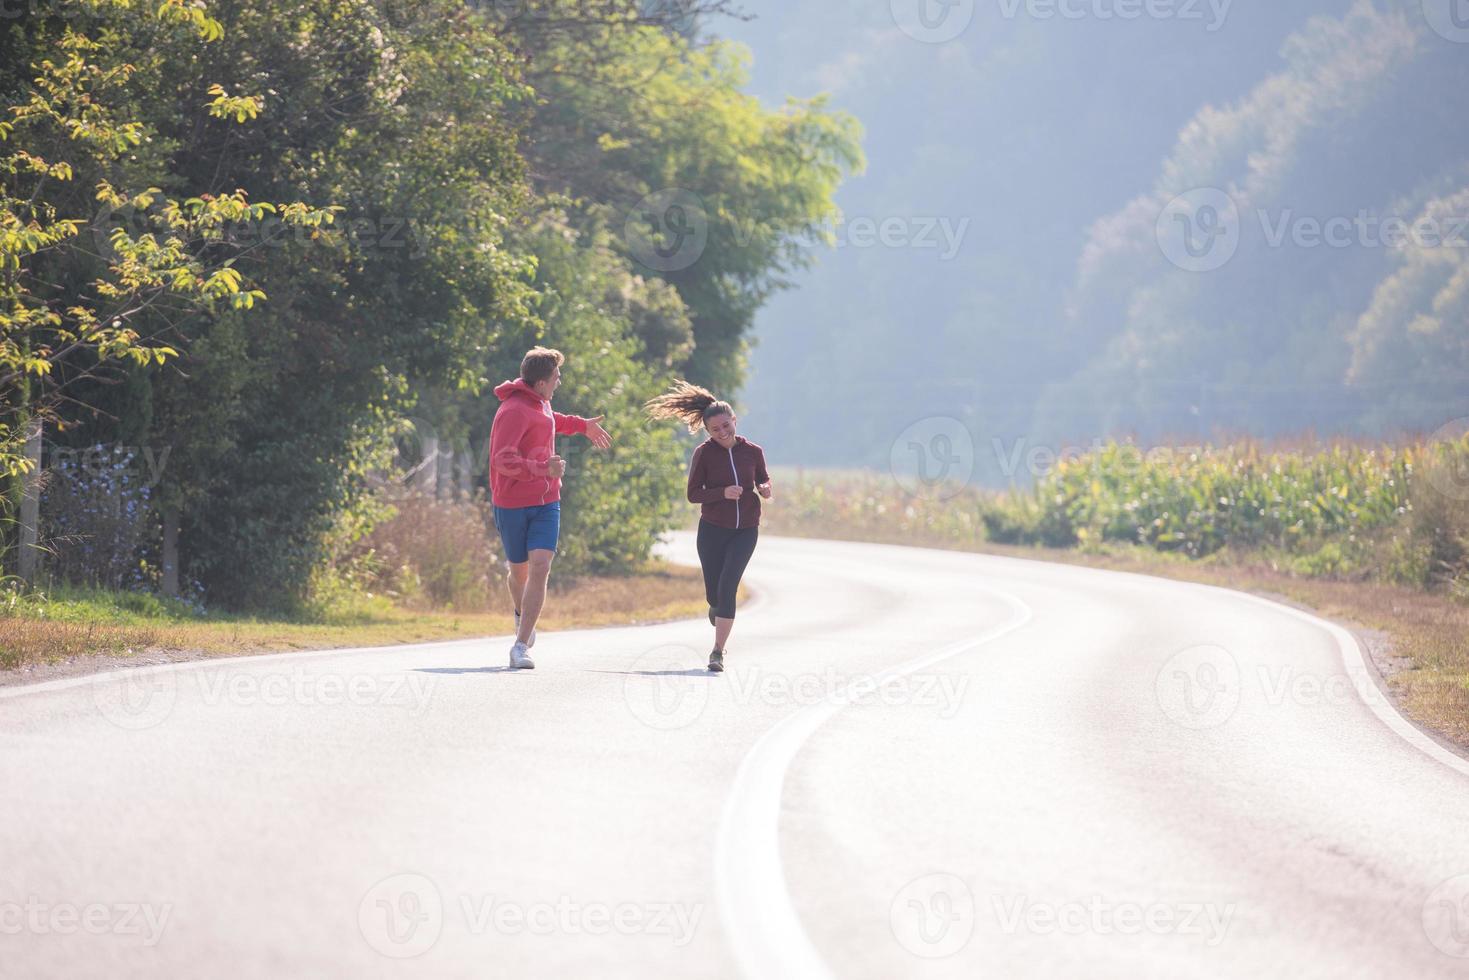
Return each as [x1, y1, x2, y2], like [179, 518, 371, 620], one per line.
[417, 432, 439, 496]
[456, 449, 472, 497]
[17, 415, 41, 583]
[162, 504, 179, 596]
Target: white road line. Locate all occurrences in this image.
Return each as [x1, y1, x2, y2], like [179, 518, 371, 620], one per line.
[713, 585, 1034, 980]
[711, 547, 1469, 979]
[0, 635, 488, 702]
[965, 546, 1469, 777]
[1222, 587, 1469, 778]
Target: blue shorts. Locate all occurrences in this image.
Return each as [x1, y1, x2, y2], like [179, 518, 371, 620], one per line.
[492, 501, 561, 564]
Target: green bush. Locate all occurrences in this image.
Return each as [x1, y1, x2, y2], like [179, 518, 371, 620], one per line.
[1408, 439, 1469, 592]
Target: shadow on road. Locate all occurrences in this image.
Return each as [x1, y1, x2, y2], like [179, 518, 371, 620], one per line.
[583, 668, 715, 678]
[414, 666, 524, 674]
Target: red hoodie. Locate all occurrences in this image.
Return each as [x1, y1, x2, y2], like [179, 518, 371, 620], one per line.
[488, 378, 590, 508]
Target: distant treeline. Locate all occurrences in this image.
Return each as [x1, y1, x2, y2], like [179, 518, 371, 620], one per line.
[745, 0, 1469, 472]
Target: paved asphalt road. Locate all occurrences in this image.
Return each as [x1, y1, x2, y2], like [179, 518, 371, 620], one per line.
[5, 533, 1469, 979]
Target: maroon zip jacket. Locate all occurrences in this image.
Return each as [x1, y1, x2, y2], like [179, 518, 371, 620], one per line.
[686, 436, 769, 529]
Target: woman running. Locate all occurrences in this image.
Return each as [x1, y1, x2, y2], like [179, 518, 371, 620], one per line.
[646, 381, 771, 673]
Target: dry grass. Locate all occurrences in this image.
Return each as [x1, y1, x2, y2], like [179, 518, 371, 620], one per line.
[0, 562, 711, 680]
[0, 618, 167, 667]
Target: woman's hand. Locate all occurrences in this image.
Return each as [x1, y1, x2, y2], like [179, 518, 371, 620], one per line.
[757, 481, 772, 500]
[723, 485, 743, 500]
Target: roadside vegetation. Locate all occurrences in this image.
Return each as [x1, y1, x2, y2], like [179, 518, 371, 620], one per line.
[0, 0, 859, 671]
[1, 486, 707, 674]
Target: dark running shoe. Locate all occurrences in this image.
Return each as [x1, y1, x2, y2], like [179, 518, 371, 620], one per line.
[708, 649, 724, 673]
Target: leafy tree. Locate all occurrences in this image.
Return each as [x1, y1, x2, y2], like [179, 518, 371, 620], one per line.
[515, 14, 864, 392]
[0, 1, 333, 573]
[3, 0, 862, 607]
[508, 213, 686, 574]
[131, 0, 538, 609]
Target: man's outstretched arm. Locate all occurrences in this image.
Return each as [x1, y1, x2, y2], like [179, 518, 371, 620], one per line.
[556, 411, 612, 449]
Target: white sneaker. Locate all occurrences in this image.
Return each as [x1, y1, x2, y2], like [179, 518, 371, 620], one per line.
[509, 641, 536, 670]
[513, 610, 537, 648]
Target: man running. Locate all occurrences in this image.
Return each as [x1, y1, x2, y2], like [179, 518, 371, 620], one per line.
[489, 347, 612, 669]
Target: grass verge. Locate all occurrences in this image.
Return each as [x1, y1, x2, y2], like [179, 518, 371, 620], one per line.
[0, 562, 709, 685]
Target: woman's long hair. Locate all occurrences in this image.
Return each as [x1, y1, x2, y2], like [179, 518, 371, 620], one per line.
[644, 380, 733, 433]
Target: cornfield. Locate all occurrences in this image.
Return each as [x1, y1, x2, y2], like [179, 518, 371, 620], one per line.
[766, 434, 1469, 590]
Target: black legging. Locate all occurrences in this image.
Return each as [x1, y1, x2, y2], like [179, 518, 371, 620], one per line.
[696, 519, 759, 620]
